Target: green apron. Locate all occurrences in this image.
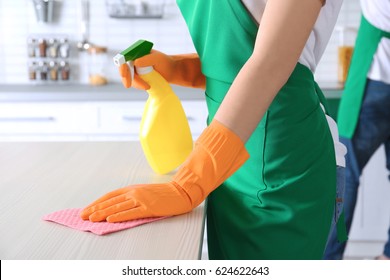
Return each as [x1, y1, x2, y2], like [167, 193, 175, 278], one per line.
[338, 16, 390, 138]
[177, 0, 336, 259]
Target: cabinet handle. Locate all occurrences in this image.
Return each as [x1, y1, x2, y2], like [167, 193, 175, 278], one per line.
[122, 116, 142, 122]
[0, 117, 56, 122]
[122, 116, 195, 122]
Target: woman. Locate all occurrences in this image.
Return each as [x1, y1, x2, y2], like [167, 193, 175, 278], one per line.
[81, 0, 346, 260]
[324, 0, 390, 260]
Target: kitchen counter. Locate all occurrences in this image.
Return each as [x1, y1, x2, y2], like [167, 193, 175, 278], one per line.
[0, 142, 206, 260]
[0, 81, 343, 102]
[0, 84, 205, 102]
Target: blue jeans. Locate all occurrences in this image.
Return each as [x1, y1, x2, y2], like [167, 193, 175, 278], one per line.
[324, 166, 345, 249]
[324, 79, 390, 259]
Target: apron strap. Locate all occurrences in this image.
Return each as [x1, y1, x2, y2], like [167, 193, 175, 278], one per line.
[338, 16, 390, 138]
[315, 81, 348, 243]
[314, 81, 330, 115]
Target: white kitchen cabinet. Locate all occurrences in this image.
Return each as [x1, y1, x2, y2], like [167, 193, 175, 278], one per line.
[344, 145, 390, 258]
[0, 102, 97, 141]
[349, 145, 390, 241]
[0, 100, 208, 141]
[97, 102, 144, 137]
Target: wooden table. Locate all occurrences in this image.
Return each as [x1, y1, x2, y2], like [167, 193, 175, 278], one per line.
[0, 142, 205, 260]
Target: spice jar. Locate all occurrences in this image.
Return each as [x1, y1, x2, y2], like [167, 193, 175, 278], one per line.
[28, 61, 37, 80]
[38, 61, 48, 81]
[88, 45, 108, 86]
[59, 38, 70, 58]
[27, 38, 37, 57]
[49, 61, 58, 81]
[60, 61, 70, 80]
[38, 38, 47, 57]
[48, 38, 58, 58]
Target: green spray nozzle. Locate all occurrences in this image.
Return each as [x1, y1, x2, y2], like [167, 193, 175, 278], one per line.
[113, 39, 154, 66]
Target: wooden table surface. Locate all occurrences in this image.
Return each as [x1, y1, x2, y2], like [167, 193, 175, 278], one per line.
[0, 142, 205, 260]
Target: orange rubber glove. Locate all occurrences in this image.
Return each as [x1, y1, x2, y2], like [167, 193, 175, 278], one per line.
[119, 50, 206, 90]
[80, 120, 249, 222]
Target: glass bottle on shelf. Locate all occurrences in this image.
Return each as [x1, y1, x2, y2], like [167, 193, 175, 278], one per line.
[38, 61, 48, 81]
[38, 38, 47, 58]
[48, 38, 59, 58]
[49, 61, 58, 81]
[337, 26, 357, 83]
[60, 61, 70, 80]
[88, 45, 108, 86]
[59, 38, 70, 58]
[27, 38, 37, 57]
[28, 61, 37, 80]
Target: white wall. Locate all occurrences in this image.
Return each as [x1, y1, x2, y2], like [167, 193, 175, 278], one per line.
[0, 0, 362, 84]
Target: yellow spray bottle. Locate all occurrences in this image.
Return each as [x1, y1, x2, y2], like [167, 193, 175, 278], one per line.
[113, 40, 193, 174]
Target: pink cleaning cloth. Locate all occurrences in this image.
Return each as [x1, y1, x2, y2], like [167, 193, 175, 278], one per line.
[43, 208, 167, 235]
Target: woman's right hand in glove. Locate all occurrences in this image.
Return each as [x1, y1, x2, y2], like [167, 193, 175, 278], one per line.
[119, 50, 205, 90]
